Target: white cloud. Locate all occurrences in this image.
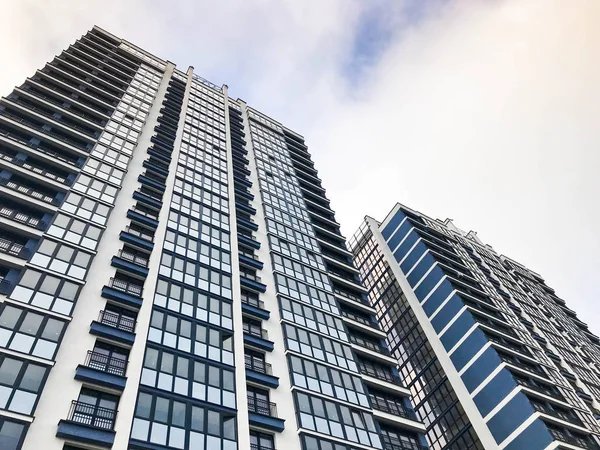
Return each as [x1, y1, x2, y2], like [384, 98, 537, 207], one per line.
[1, 0, 599, 334]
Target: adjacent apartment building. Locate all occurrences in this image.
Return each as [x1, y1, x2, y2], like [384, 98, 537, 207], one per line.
[349, 204, 600, 450]
[0, 26, 428, 450]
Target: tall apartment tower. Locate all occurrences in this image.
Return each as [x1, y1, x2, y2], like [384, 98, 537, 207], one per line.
[0, 26, 429, 450]
[349, 203, 600, 450]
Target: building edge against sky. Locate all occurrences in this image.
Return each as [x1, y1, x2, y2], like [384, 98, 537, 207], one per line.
[0, 25, 431, 450]
[349, 203, 600, 450]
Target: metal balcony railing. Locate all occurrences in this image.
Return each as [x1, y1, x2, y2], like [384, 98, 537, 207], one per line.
[67, 400, 117, 430]
[0, 177, 57, 204]
[240, 272, 262, 283]
[0, 146, 70, 185]
[0, 129, 81, 168]
[244, 325, 269, 341]
[247, 396, 278, 417]
[98, 310, 135, 333]
[117, 250, 149, 267]
[381, 439, 429, 450]
[245, 357, 273, 375]
[0, 108, 90, 150]
[531, 402, 583, 427]
[341, 310, 379, 328]
[129, 206, 158, 220]
[514, 377, 564, 400]
[0, 237, 30, 259]
[20, 85, 106, 124]
[369, 395, 417, 420]
[500, 354, 545, 376]
[333, 287, 370, 306]
[349, 335, 391, 356]
[548, 428, 600, 450]
[107, 277, 143, 297]
[241, 294, 265, 310]
[250, 444, 276, 450]
[358, 363, 404, 386]
[0, 204, 46, 229]
[40, 67, 118, 107]
[123, 226, 154, 242]
[84, 350, 128, 377]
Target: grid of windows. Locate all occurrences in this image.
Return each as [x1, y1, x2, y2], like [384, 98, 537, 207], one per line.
[295, 392, 381, 448]
[268, 235, 325, 270]
[29, 239, 93, 280]
[176, 165, 228, 198]
[131, 392, 236, 450]
[140, 347, 235, 408]
[89, 142, 131, 170]
[0, 354, 48, 415]
[72, 174, 119, 205]
[280, 298, 347, 341]
[61, 192, 112, 225]
[164, 230, 231, 272]
[284, 323, 357, 372]
[273, 253, 330, 291]
[10, 269, 81, 316]
[158, 252, 231, 299]
[148, 310, 233, 366]
[81, 158, 126, 186]
[154, 279, 233, 330]
[0, 417, 27, 450]
[47, 213, 103, 250]
[266, 219, 319, 252]
[0, 303, 66, 360]
[274, 273, 338, 314]
[289, 355, 368, 408]
[170, 195, 229, 232]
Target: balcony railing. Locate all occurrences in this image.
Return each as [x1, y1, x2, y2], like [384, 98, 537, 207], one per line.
[333, 287, 370, 306]
[358, 363, 404, 386]
[20, 84, 107, 124]
[108, 278, 143, 297]
[514, 376, 564, 400]
[66, 400, 117, 430]
[349, 335, 391, 356]
[0, 204, 46, 229]
[251, 444, 276, 450]
[548, 428, 600, 450]
[381, 439, 429, 450]
[500, 354, 546, 376]
[341, 310, 379, 329]
[240, 272, 262, 283]
[129, 206, 158, 220]
[245, 357, 273, 375]
[0, 129, 81, 168]
[244, 326, 269, 340]
[40, 67, 118, 107]
[117, 250, 149, 267]
[369, 395, 418, 420]
[0, 176, 57, 204]
[241, 294, 265, 310]
[247, 396, 278, 417]
[0, 146, 70, 185]
[98, 310, 135, 333]
[123, 226, 154, 242]
[84, 350, 128, 377]
[531, 402, 583, 427]
[0, 237, 30, 259]
[0, 108, 90, 150]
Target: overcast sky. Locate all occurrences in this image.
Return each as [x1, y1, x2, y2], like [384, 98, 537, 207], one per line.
[1, 0, 599, 333]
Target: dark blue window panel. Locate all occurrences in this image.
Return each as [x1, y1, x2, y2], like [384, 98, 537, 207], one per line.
[431, 294, 465, 333]
[248, 412, 285, 433]
[407, 252, 436, 287]
[503, 418, 552, 450]
[399, 241, 428, 274]
[449, 327, 488, 372]
[393, 230, 419, 264]
[416, 269, 450, 308]
[488, 392, 535, 444]
[440, 309, 475, 351]
[461, 346, 502, 392]
[382, 210, 406, 240]
[386, 219, 413, 252]
[473, 368, 518, 417]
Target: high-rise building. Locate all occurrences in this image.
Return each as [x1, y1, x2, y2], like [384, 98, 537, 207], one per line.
[349, 203, 600, 450]
[0, 26, 429, 450]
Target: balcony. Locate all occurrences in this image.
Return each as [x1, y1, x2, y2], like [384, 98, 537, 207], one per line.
[514, 375, 565, 401]
[548, 428, 600, 450]
[240, 272, 267, 293]
[241, 294, 270, 320]
[239, 252, 264, 271]
[0, 143, 73, 185]
[119, 225, 154, 251]
[56, 401, 116, 448]
[132, 190, 162, 209]
[138, 173, 166, 192]
[127, 206, 159, 228]
[247, 397, 285, 433]
[370, 395, 418, 421]
[0, 236, 31, 259]
[75, 351, 127, 391]
[101, 277, 143, 309]
[90, 310, 136, 346]
[532, 401, 584, 428]
[111, 249, 149, 278]
[381, 439, 428, 450]
[0, 175, 61, 206]
[245, 359, 279, 389]
[244, 326, 274, 352]
[349, 334, 391, 356]
[238, 233, 261, 250]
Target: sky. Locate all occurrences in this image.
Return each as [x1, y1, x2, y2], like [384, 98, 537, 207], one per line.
[0, 0, 599, 334]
